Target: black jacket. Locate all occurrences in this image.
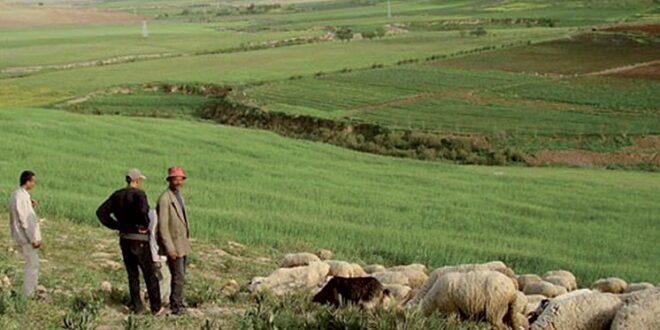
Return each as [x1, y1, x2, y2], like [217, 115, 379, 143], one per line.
[96, 187, 150, 234]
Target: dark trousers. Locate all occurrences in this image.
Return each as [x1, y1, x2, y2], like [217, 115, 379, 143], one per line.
[120, 239, 161, 313]
[167, 256, 186, 311]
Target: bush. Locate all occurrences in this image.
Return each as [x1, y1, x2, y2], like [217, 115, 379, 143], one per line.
[470, 27, 487, 37]
[335, 27, 354, 41]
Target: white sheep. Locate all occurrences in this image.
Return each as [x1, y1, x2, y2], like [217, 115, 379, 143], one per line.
[388, 263, 428, 274]
[612, 288, 660, 330]
[529, 291, 622, 330]
[590, 277, 628, 294]
[324, 260, 366, 278]
[251, 261, 330, 295]
[524, 294, 547, 316]
[316, 249, 333, 261]
[420, 271, 528, 330]
[543, 270, 577, 291]
[623, 282, 655, 293]
[371, 271, 410, 286]
[517, 274, 543, 291]
[280, 252, 321, 268]
[523, 280, 568, 298]
[407, 261, 512, 307]
[384, 284, 412, 305]
[364, 264, 386, 274]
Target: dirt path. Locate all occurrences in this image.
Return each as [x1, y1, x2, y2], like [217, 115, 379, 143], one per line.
[1, 53, 180, 76]
[584, 59, 660, 77]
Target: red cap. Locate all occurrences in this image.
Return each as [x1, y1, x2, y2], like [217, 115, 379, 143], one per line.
[166, 166, 186, 180]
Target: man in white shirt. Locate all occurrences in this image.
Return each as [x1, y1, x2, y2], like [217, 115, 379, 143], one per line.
[8, 170, 41, 297]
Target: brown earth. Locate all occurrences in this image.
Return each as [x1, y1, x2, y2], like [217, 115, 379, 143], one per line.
[528, 136, 660, 167]
[600, 23, 660, 33]
[0, 4, 143, 28]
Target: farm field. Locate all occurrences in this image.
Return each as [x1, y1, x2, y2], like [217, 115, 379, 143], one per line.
[0, 0, 659, 329]
[0, 107, 658, 284]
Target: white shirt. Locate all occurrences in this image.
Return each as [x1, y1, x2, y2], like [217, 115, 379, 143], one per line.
[148, 209, 165, 263]
[8, 186, 41, 245]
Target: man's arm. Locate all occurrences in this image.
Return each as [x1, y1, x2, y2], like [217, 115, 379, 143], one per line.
[16, 194, 40, 245]
[157, 195, 177, 259]
[96, 195, 120, 231]
[136, 190, 150, 231]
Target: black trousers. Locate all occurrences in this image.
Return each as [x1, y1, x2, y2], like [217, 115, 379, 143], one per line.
[167, 256, 186, 312]
[120, 239, 161, 313]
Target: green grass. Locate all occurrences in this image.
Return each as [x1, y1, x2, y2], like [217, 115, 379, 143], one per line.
[0, 22, 319, 68]
[241, 64, 660, 136]
[0, 27, 570, 107]
[0, 107, 658, 285]
[66, 91, 216, 118]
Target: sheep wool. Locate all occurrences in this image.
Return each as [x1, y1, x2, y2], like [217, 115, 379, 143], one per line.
[529, 291, 622, 330]
[280, 252, 321, 268]
[253, 261, 330, 295]
[407, 261, 510, 307]
[364, 264, 386, 274]
[325, 260, 366, 278]
[612, 288, 660, 330]
[421, 271, 527, 330]
[384, 284, 413, 304]
[517, 274, 543, 292]
[523, 280, 568, 298]
[543, 270, 577, 291]
[590, 277, 628, 294]
[524, 294, 548, 316]
[315, 249, 333, 261]
[371, 271, 410, 286]
[623, 282, 655, 293]
[388, 263, 428, 274]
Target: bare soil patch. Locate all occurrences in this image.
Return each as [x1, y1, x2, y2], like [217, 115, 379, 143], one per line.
[528, 136, 660, 167]
[0, 5, 142, 29]
[600, 23, 660, 33]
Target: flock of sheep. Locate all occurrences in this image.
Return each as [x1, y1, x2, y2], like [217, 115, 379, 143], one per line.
[247, 250, 659, 330]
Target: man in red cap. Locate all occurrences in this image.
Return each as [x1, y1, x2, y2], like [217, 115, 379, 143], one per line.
[157, 166, 191, 315]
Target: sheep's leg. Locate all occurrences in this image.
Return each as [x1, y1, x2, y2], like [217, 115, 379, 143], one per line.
[408, 269, 439, 306]
[486, 305, 508, 330]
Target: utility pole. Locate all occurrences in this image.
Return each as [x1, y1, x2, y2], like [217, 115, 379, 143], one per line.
[142, 20, 149, 38]
[387, 0, 392, 19]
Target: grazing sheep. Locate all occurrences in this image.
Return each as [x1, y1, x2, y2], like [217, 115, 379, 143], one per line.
[324, 260, 366, 278]
[518, 274, 543, 291]
[371, 271, 410, 286]
[315, 249, 333, 261]
[312, 276, 391, 310]
[397, 269, 428, 289]
[407, 261, 512, 307]
[384, 284, 412, 305]
[543, 270, 577, 291]
[524, 295, 547, 315]
[523, 281, 568, 298]
[612, 288, 660, 330]
[251, 261, 330, 295]
[544, 275, 575, 292]
[280, 252, 321, 268]
[388, 263, 428, 274]
[591, 277, 628, 294]
[529, 291, 622, 330]
[623, 282, 655, 293]
[421, 271, 528, 330]
[364, 264, 386, 274]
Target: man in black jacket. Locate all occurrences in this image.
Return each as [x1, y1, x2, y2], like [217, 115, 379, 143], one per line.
[96, 169, 164, 315]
